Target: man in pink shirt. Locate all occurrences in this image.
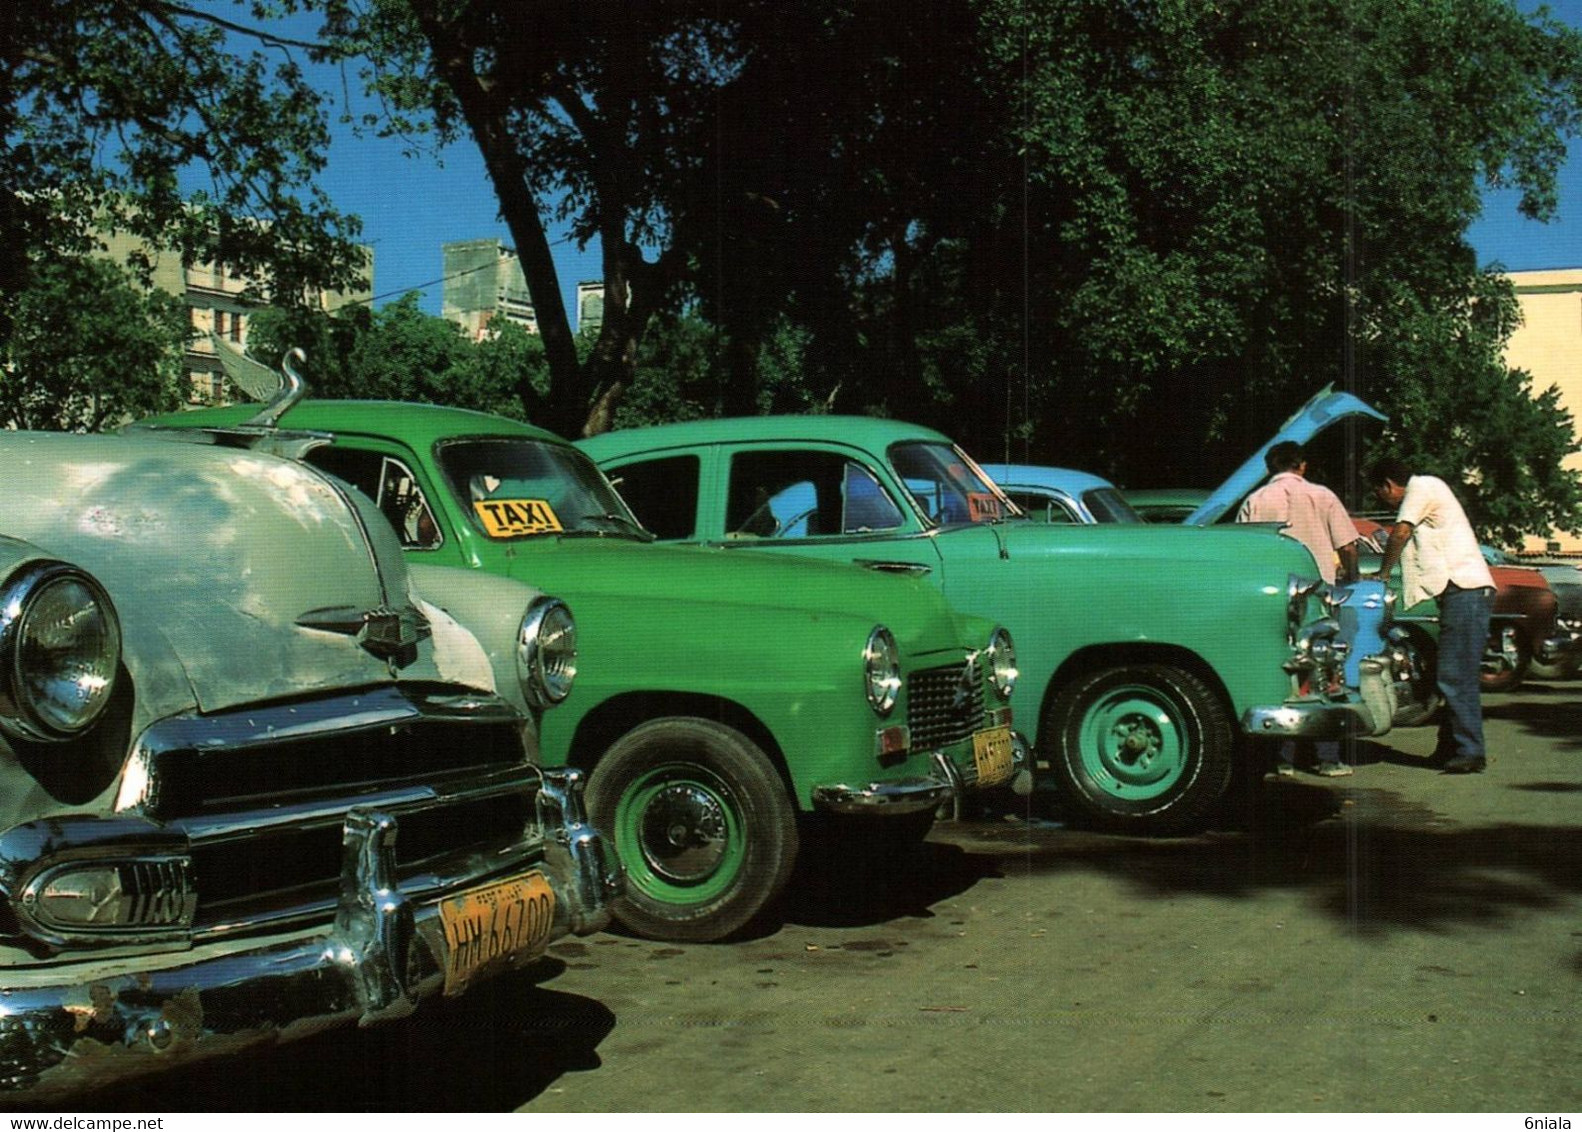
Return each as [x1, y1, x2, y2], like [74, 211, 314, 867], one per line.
[1238, 441, 1360, 777]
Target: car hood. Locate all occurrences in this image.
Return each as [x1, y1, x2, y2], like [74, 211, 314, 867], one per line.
[1184, 387, 1388, 526]
[0, 432, 440, 719]
[992, 512, 1318, 575]
[507, 537, 976, 658]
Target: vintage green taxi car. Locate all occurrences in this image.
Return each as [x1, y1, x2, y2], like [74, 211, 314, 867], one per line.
[581, 415, 1423, 834]
[138, 376, 1024, 944]
[0, 429, 615, 1101]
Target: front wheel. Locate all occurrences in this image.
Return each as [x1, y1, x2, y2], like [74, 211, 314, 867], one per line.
[1480, 625, 1531, 693]
[1391, 627, 1442, 728]
[1529, 656, 1580, 681]
[587, 717, 798, 943]
[1045, 664, 1233, 835]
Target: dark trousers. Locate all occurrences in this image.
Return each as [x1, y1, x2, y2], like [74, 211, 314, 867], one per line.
[1436, 584, 1494, 759]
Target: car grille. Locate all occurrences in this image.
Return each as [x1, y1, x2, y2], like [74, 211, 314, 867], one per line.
[907, 658, 984, 750]
[128, 686, 539, 941]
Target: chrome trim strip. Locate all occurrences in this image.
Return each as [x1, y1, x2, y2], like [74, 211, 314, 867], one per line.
[0, 785, 618, 1101]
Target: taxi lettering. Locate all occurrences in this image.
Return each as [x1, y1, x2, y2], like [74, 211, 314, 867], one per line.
[474, 498, 563, 538]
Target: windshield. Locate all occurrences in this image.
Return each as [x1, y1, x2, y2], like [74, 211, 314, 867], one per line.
[1084, 488, 1145, 524]
[437, 437, 650, 539]
[889, 441, 1021, 526]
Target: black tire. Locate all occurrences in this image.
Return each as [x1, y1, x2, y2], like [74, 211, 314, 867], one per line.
[1528, 654, 1580, 681]
[1481, 625, 1531, 693]
[1044, 664, 1233, 836]
[587, 717, 798, 943]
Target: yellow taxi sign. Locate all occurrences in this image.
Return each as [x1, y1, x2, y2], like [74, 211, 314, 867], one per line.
[474, 498, 563, 538]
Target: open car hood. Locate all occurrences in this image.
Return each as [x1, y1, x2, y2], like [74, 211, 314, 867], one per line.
[1183, 387, 1388, 526]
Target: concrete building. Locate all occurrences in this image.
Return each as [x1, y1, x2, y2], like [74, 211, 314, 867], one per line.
[441, 239, 607, 340]
[1502, 269, 1582, 554]
[100, 229, 371, 404]
[577, 280, 605, 333]
[442, 239, 538, 340]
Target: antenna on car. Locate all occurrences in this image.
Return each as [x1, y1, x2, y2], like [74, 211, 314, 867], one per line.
[241, 346, 310, 428]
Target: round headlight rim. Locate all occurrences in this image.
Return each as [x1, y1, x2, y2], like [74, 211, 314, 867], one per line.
[0, 560, 123, 743]
[863, 624, 901, 717]
[518, 595, 577, 709]
[986, 625, 1018, 700]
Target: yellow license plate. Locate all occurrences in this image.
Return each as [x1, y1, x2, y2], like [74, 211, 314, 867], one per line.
[972, 726, 1015, 787]
[438, 870, 556, 994]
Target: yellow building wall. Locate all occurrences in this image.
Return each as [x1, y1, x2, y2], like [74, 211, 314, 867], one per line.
[1504, 269, 1582, 555]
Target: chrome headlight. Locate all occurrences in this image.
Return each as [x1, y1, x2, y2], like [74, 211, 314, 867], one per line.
[985, 626, 1018, 699]
[0, 562, 121, 742]
[1285, 574, 1323, 645]
[863, 625, 901, 717]
[518, 597, 577, 708]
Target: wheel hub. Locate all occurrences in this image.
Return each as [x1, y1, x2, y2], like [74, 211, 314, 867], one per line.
[1080, 687, 1185, 796]
[638, 783, 729, 883]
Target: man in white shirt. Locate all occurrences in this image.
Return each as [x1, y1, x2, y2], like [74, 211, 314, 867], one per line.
[1238, 441, 1360, 777]
[1368, 456, 1495, 774]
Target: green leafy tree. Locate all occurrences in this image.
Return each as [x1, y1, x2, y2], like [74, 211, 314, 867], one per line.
[0, 257, 186, 431]
[928, 0, 1582, 543]
[0, 1, 366, 339]
[249, 293, 549, 421]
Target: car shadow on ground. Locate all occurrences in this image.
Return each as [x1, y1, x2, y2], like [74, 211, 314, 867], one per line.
[936, 775, 1582, 941]
[77, 960, 614, 1112]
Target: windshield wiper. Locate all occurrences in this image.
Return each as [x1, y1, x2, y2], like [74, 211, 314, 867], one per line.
[567, 513, 656, 541]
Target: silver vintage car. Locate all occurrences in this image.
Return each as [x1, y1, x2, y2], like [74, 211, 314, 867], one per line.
[0, 430, 619, 1100]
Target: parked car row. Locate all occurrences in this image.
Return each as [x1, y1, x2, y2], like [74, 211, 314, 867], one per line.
[579, 395, 1438, 834]
[0, 364, 1493, 1100]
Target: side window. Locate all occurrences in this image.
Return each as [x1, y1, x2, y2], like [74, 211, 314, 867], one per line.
[304, 445, 443, 551]
[842, 461, 905, 533]
[605, 455, 700, 540]
[1002, 489, 1077, 524]
[727, 450, 902, 540]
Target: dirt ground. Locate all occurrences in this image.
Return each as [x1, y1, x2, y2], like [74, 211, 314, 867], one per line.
[79, 681, 1582, 1113]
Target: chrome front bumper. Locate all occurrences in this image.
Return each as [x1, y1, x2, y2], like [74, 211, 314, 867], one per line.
[0, 768, 620, 1102]
[1241, 656, 1399, 740]
[811, 731, 1032, 816]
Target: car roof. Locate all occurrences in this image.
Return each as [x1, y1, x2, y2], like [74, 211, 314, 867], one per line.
[141, 400, 568, 450]
[982, 463, 1119, 495]
[578, 414, 956, 458]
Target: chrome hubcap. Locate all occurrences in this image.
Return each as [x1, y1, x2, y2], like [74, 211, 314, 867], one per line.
[639, 784, 729, 882]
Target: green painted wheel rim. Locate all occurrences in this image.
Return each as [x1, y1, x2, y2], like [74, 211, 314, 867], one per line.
[615, 763, 745, 904]
[1076, 683, 1190, 802]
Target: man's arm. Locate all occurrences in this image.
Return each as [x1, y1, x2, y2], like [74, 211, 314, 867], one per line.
[1336, 541, 1359, 584]
[1377, 521, 1413, 580]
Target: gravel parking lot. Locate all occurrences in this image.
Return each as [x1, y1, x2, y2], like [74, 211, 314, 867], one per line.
[81, 681, 1582, 1113]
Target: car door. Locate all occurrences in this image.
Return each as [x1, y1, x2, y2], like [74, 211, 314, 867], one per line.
[607, 441, 950, 579]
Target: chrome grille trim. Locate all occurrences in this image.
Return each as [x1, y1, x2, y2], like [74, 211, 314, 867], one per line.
[906, 658, 984, 750]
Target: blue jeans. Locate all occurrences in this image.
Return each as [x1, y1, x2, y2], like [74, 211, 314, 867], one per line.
[1278, 739, 1342, 768]
[1436, 584, 1494, 759]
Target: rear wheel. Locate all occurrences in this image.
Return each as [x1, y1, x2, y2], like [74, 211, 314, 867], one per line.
[1045, 664, 1233, 835]
[587, 718, 798, 942]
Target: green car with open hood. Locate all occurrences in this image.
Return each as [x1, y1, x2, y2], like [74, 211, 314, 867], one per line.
[137, 360, 1025, 943]
[580, 411, 1427, 834]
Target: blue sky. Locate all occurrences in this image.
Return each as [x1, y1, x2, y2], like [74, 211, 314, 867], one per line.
[296, 2, 1582, 318]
